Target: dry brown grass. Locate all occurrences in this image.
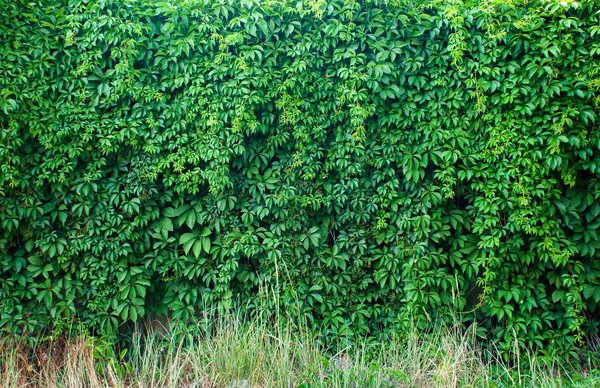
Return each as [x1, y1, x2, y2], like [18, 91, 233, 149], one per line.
[0, 318, 592, 388]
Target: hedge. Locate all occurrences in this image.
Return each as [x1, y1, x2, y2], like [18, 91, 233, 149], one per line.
[1, 0, 600, 361]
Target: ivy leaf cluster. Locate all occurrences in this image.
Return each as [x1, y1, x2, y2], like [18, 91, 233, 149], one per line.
[1, 0, 600, 361]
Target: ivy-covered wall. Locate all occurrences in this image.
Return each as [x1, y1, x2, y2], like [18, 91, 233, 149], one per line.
[1, 0, 600, 360]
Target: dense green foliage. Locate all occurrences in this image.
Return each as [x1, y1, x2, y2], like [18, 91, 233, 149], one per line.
[1, 0, 600, 361]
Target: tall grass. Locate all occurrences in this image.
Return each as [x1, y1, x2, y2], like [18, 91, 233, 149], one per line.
[1, 314, 597, 387]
